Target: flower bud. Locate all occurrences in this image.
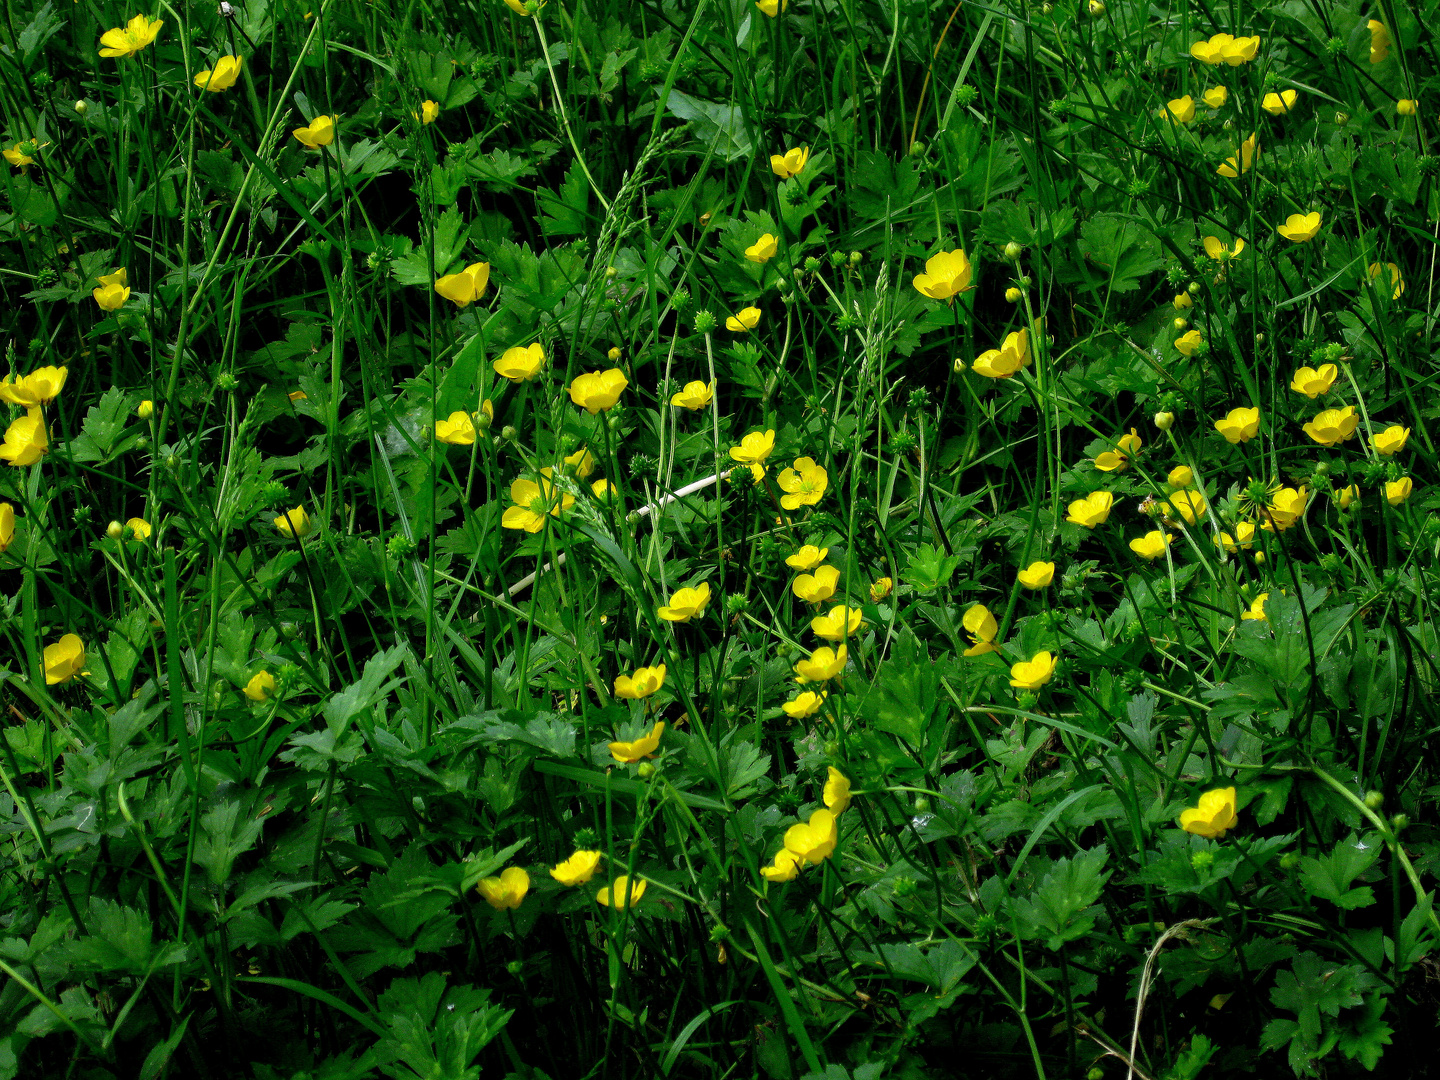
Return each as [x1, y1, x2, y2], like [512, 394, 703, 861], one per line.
[637, 762, 656, 779]
[1154, 411, 1175, 431]
[1173, 318, 1187, 330]
[605, 265, 617, 278]
[500, 424, 518, 442]
[74, 99, 88, 115]
[1005, 287, 1023, 303]
[137, 399, 154, 419]
[607, 346, 622, 361]
[1334, 111, 1349, 126]
[106, 520, 124, 539]
[1365, 790, 1384, 810]
[1392, 813, 1409, 832]
[1087, 0, 1104, 13]
[1187, 281, 1201, 294]
[1003, 241, 1024, 261]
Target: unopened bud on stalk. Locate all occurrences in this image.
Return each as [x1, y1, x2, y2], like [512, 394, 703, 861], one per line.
[1154, 411, 1175, 431]
[1003, 241, 1024, 261]
[106, 520, 123, 539]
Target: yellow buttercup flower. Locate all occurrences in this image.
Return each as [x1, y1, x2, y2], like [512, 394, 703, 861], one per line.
[3, 141, 45, 169]
[503, 0, 544, 14]
[671, 380, 715, 409]
[823, 768, 851, 814]
[1303, 405, 1359, 446]
[124, 517, 152, 541]
[1202, 86, 1228, 108]
[781, 690, 827, 719]
[784, 808, 838, 864]
[608, 720, 665, 763]
[1241, 593, 1268, 621]
[1166, 490, 1207, 526]
[761, 848, 802, 882]
[1168, 465, 1194, 489]
[1262, 486, 1308, 532]
[292, 115, 335, 149]
[1179, 786, 1238, 838]
[729, 429, 775, 465]
[44, 634, 86, 685]
[962, 604, 999, 656]
[1373, 425, 1410, 456]
[811, 604, 862, 642]
[770, 146, 809, 179]
[1214, 406, 1259, 444]
[0, 365, 68, 407]
[568, 368, 629, 414]
[99, 14, 163, 58]
[614, 663, 666, 699]
[274, 505, 314, 539]
[792, 565, 840, 604]
[93, 280, 131, 311]
[1129, 530, 1173, 561]
[435, 411, 476, 445]
[1215, 522, 1256, 551]
[869, 577, 893, 602]
[785, 545, 828, 570]
[777, 457, 827, 509]
[1277, 212, 1321, 243]
[1161, 96, 1196, 123]
[745, 233, 779, 264]
[969, 329, 1030, 379]
[1261, 89, 1297, 115]
[418, 99, 441, 124]
[1190, 32, 1260, 65]
[794, 644, 846, 683]
[1094, 428, 1141, 472]
[1386, 477, 1414, 505]
[1216, 132, 1257, 177]
[725, 307, 761, 332]
[1290, 364, 1337, 398]
[551, 448, 589, 482]
[494, 342, 546, 382]
[1174, 291, 1194, 310]
[1398, 98, 1418, 116]
[1174, 329, 1205, 356]
[435, 262, 490, 307]
[755, 0, 788, 16]
[1366, 262, 1404, 300]
[1335, 485, 1359, 510]
[596, 874, 646, 908]
[1009, 651, 1056, 691]
[912, 249, 974, 301]
[551, 850, 602, 886]
[0, 409, 48, 466]
[501, 469, 574, 532]
[195, 54, 243, 92]
[1017, 560, 1054, 589]
[1066, 491, 1114, 529]
[1203, 235, 1246, 261]
[0, 502, 14, 554]
[243, 671, 276, 701]
[658, 582, 711, 622]
[477, 866, 530, 910]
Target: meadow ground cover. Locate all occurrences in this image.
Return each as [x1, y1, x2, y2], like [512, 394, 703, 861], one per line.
[2, 0, 1440, 1076]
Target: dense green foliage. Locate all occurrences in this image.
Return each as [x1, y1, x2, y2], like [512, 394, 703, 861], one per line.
[3, 0, 1440, 1076]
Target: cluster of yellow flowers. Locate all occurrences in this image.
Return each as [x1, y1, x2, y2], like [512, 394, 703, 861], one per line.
[1, 366, 66, 467]
[760, 767, 849, 881]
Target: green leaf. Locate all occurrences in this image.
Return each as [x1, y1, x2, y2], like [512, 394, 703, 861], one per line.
[1269, 952, 1378, 1048]
[1336, 994, 1393, 1071]
[664, 90, 753, 161]
[391, 207, 469, 285]
[537, 158, 591, 236]
[67, 386, 131, 464]
[1010, 845, 1110, 950]
[1072, 213, 1163, 293]
[1299, 834, 1380, 910]
[479, 711, 577, 758]
[901, 542, 960, 594]
[374, 971, 512, 1080]
[194, 797, 265, 887]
